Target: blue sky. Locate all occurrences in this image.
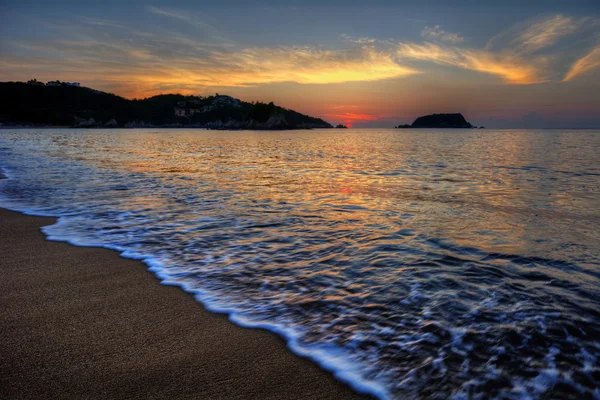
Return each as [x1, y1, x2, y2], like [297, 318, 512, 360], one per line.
[1, 0, 599, 127]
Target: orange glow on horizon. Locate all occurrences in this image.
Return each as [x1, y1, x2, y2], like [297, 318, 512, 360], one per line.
[324, 112, 393, 127]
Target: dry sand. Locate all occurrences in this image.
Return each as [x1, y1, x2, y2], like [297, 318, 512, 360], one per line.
[0, 208, 367, 399]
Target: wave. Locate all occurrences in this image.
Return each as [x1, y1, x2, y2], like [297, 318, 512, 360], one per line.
[1, 129, 599, 399]
[0, 168, 390, 399]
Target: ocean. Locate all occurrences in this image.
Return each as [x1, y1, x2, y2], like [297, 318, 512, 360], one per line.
[1, 128, 598, 399]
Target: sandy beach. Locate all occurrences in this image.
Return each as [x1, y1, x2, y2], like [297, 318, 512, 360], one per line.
[0, 208, 366, 399]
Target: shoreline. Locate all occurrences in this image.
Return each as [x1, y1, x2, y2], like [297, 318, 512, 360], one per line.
[0, 207, 368, 399]
[0, 126, 326, 130]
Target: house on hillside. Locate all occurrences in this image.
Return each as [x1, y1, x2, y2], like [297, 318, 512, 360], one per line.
[214, 94, 240, 107]
[174, 104, 201, 117]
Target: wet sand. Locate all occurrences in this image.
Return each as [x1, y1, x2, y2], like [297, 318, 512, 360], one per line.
[0, 208, 366, 399]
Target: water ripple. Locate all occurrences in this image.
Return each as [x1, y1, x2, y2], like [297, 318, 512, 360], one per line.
[1, 129, 599, 399]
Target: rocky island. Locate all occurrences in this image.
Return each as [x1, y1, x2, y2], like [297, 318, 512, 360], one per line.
[396, 113, 477, 129]
[0, 81, 332, 130]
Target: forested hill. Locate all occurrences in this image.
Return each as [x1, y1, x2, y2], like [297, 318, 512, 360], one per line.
[0, 82, 332, 129]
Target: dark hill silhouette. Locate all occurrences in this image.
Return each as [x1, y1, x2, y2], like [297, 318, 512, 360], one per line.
[0, 82, 332, 129]
[411, 113, 473, 128]
[396, 113, 475, 129]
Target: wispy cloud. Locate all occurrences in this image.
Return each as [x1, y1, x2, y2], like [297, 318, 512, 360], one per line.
[401, 14, 599, 85]
[339, 14, 597, 85]
[514, 15, 583, 53]
[340, 34, 378, 44]
[563, 46, 600, 81]
[145, 5, 215, 30]
[211, 46, 419, 86]
[146, 6, 229, 41]
[421, 25, 464, 44]
[1, 25, 419, 98]
[1, 11, 598, 99]
[396, 42, 546, 84]
[81, 18, 129, 30]
[486, 14, 585, 53]
[144, 6, 237, 49]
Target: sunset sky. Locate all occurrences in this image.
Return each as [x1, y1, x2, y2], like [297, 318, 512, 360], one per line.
[1, 0, 599, 128]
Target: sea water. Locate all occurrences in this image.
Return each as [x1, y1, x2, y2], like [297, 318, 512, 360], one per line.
[1, 128, 598, 399]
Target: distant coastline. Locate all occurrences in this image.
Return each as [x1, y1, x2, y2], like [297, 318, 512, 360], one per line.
[0, 81, 333, 130]
[4, 81, 597, 130]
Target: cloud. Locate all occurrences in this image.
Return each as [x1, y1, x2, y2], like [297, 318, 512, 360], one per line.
[460, 50, 548, 84]
[2, 11, 598, 99]
[486, 14, 587, 53]
[340, 34, 378, 44]
[421, 25, 464, 44]
[0, 25, 419, 98]
[81, 18, 129, 30]
[145, 5, 217, 31]
[396, 42, 546, 84]
[401, 15, 599, 85]
[214, 46, 419, 85]
[515, 15, 582, 53]
[563, 46, 600, 81]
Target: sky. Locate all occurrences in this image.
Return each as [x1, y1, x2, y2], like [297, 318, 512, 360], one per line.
[1, 0, 599, 128]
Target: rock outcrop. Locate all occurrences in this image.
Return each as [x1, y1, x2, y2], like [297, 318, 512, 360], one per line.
[410, 113, 474, 128]
[74, 117, 96, 128]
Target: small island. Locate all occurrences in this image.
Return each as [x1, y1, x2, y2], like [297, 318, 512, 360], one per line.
[335, 124, 348, 129]
[396, 113, 480, 129]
